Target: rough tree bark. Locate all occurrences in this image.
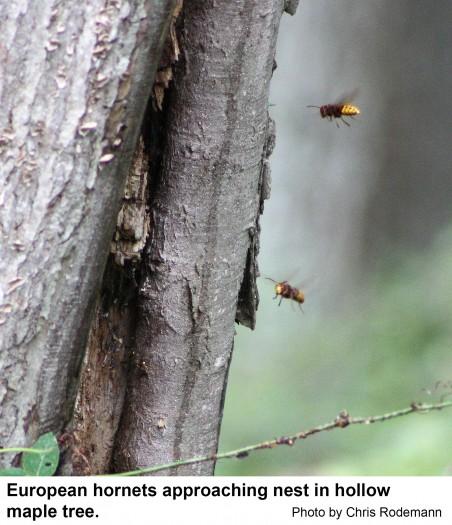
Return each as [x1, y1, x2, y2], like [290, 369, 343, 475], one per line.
[113, 0, 289, 475]
[0, 0, 176, 463]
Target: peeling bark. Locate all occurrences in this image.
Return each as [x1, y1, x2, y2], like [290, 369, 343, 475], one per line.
[66, 260, 139, 475]
[284, 0, 300, 16]
[113, 0, 285, 475]
[0, 0, 176, 463]
[65, 140, 151, 475]
[111, 137, 151, 266]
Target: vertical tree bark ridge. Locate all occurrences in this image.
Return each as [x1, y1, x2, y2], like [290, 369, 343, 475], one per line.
[114, 0, 284, 475]
[0, 0, 176, 461]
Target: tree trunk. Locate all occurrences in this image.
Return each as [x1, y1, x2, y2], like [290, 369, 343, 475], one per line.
[0, 0, 176, 462]
[113, 0, 286, 475]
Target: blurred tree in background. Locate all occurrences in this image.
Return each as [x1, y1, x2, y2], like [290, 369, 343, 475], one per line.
[218, 0, 452, 475]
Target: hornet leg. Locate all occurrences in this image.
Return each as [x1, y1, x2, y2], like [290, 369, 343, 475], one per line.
[340, 117, 351, 127]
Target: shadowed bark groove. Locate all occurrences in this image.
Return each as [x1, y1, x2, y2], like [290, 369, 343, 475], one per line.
[0, 0, 177, 463]
[63, 4, 182, 474]
[113, 0, 285, 475]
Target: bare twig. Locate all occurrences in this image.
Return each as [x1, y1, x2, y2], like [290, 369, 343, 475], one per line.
[111, 399, 452, 476]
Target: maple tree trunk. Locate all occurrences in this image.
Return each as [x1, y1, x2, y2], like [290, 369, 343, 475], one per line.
[113, 0, 287, 475]
[0, 0, 297, 476]
[0, 0, 176, 463]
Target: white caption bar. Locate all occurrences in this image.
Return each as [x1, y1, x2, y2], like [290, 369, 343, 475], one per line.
[0, 477, 450, 524]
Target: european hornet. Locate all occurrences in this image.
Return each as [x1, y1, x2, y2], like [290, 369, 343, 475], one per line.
[266, 278, 305, 309]
[307, 90, 360, 127]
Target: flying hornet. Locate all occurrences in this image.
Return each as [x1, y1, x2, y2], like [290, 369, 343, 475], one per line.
[266, 278, 305, 309]
[307, 90, 360, 127]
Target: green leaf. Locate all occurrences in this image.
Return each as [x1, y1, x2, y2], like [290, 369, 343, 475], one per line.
[22, 433, 59, 476]
[0, 467, 26, 476]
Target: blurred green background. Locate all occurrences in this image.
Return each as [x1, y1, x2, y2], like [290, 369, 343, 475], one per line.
[217, 0, 452, 475]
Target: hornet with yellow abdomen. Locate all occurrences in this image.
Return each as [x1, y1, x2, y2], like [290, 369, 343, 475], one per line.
[266, 278, 305, 307]
[307, 91, 361, 127]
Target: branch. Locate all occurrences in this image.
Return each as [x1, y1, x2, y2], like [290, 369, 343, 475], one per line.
[111, 400, 452, 476]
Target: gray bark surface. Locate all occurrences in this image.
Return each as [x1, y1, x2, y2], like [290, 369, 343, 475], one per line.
[114, 0, 285, 475]
[0, 0, 176, 460]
